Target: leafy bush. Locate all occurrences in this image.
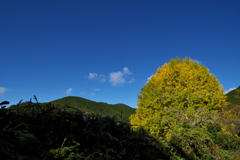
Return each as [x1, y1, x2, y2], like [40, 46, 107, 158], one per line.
[207, 123, 240, 151]
[169, 126, 237, 160]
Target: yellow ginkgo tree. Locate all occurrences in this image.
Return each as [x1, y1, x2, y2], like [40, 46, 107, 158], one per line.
[130, 57, 228, 139]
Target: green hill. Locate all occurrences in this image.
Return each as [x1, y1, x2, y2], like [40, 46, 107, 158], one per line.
[226, 86, 240, 105]
[51, 96, 135, 121]
[9, 96, 136, 122]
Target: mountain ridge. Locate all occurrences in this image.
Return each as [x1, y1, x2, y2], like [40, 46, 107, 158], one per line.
[226, 86, 240, 105]
[9, 96, 135, 122]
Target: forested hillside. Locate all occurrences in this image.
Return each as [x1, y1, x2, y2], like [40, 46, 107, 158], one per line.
[1, 100, 166, 160]
[9, 96, 135, 122]
[51, 96, 135, 121]
[226, 86, 240, 105]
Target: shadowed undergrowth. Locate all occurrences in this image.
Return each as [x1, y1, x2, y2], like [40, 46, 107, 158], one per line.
[1, 97, 240, 160]
[0, 98, 169, 160]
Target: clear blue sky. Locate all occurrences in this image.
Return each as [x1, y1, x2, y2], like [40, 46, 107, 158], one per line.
[1, 0, 239, 108]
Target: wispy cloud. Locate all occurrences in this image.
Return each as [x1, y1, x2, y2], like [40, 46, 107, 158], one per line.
[94, 88, 101, 91]
[144, 75, 153, 84]
[225, 87, 236, 94]
[80, 92, 86, 95]
[123, 67, 132, 75]
[0, 87, 8, 96]
[147, 76, 152, 81]
[66, 88, 73, 95]
[129, 78, 135, 83]
[88, 73, 98, 79]
[109, 71, 125, 86]
[193, 59, 201, 64]
[87, 73, 106, 82]
[87, 67, 134, 86]
[109, 67, 133, 86]
[91, 93, 96, 96]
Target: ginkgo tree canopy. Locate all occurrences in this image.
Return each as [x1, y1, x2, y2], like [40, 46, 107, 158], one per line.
[130, 57, 228, 138]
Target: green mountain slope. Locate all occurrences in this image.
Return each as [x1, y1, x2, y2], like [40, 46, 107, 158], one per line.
[9, 96, 136, 122]
[226, 86, 240, 105]
[50, 96, 135, 120]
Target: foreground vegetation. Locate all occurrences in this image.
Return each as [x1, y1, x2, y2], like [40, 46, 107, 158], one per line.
[1, 99, 169, 160]
[1, 96, 240, 159]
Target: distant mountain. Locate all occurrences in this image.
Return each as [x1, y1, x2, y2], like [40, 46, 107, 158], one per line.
[51, 96, 135, 120]
[226, 86, 240, 105]
[9, 96, 136, 122]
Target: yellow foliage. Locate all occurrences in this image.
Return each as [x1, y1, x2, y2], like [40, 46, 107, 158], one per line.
[219, 108, 240, 137]
[130, 57, 228, 139]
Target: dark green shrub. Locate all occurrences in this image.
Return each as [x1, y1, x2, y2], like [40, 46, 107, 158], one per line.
[169, 126, 236, 160]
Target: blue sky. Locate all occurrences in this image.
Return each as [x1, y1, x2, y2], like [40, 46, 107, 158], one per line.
[1, 0, 239, 108]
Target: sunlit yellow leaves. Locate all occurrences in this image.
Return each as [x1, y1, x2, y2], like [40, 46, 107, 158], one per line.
[130, 57, 228, 139]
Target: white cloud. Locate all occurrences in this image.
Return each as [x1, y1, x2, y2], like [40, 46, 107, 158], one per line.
[88, 73, 98, 79]
[80, 92, 86, 95]
[109, 67, 133, 86]
[66, 88, 73, 95]
[129, 78, 135, 83]
[91, 93, 96, 96]
[109, 71, 125, 86]
[147, 76, 152, 81]
[123, 67, 132, 75]
[99, 76, 107, 82]
[144, 75, 153, 84]
[193, 59, 201, 64]
[87, 67, 134, 86]
[225, 87, 236, 94]
[0, 87, 8, 96]
[87, 73, 106, 82]
[94, 88, 100, 91]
